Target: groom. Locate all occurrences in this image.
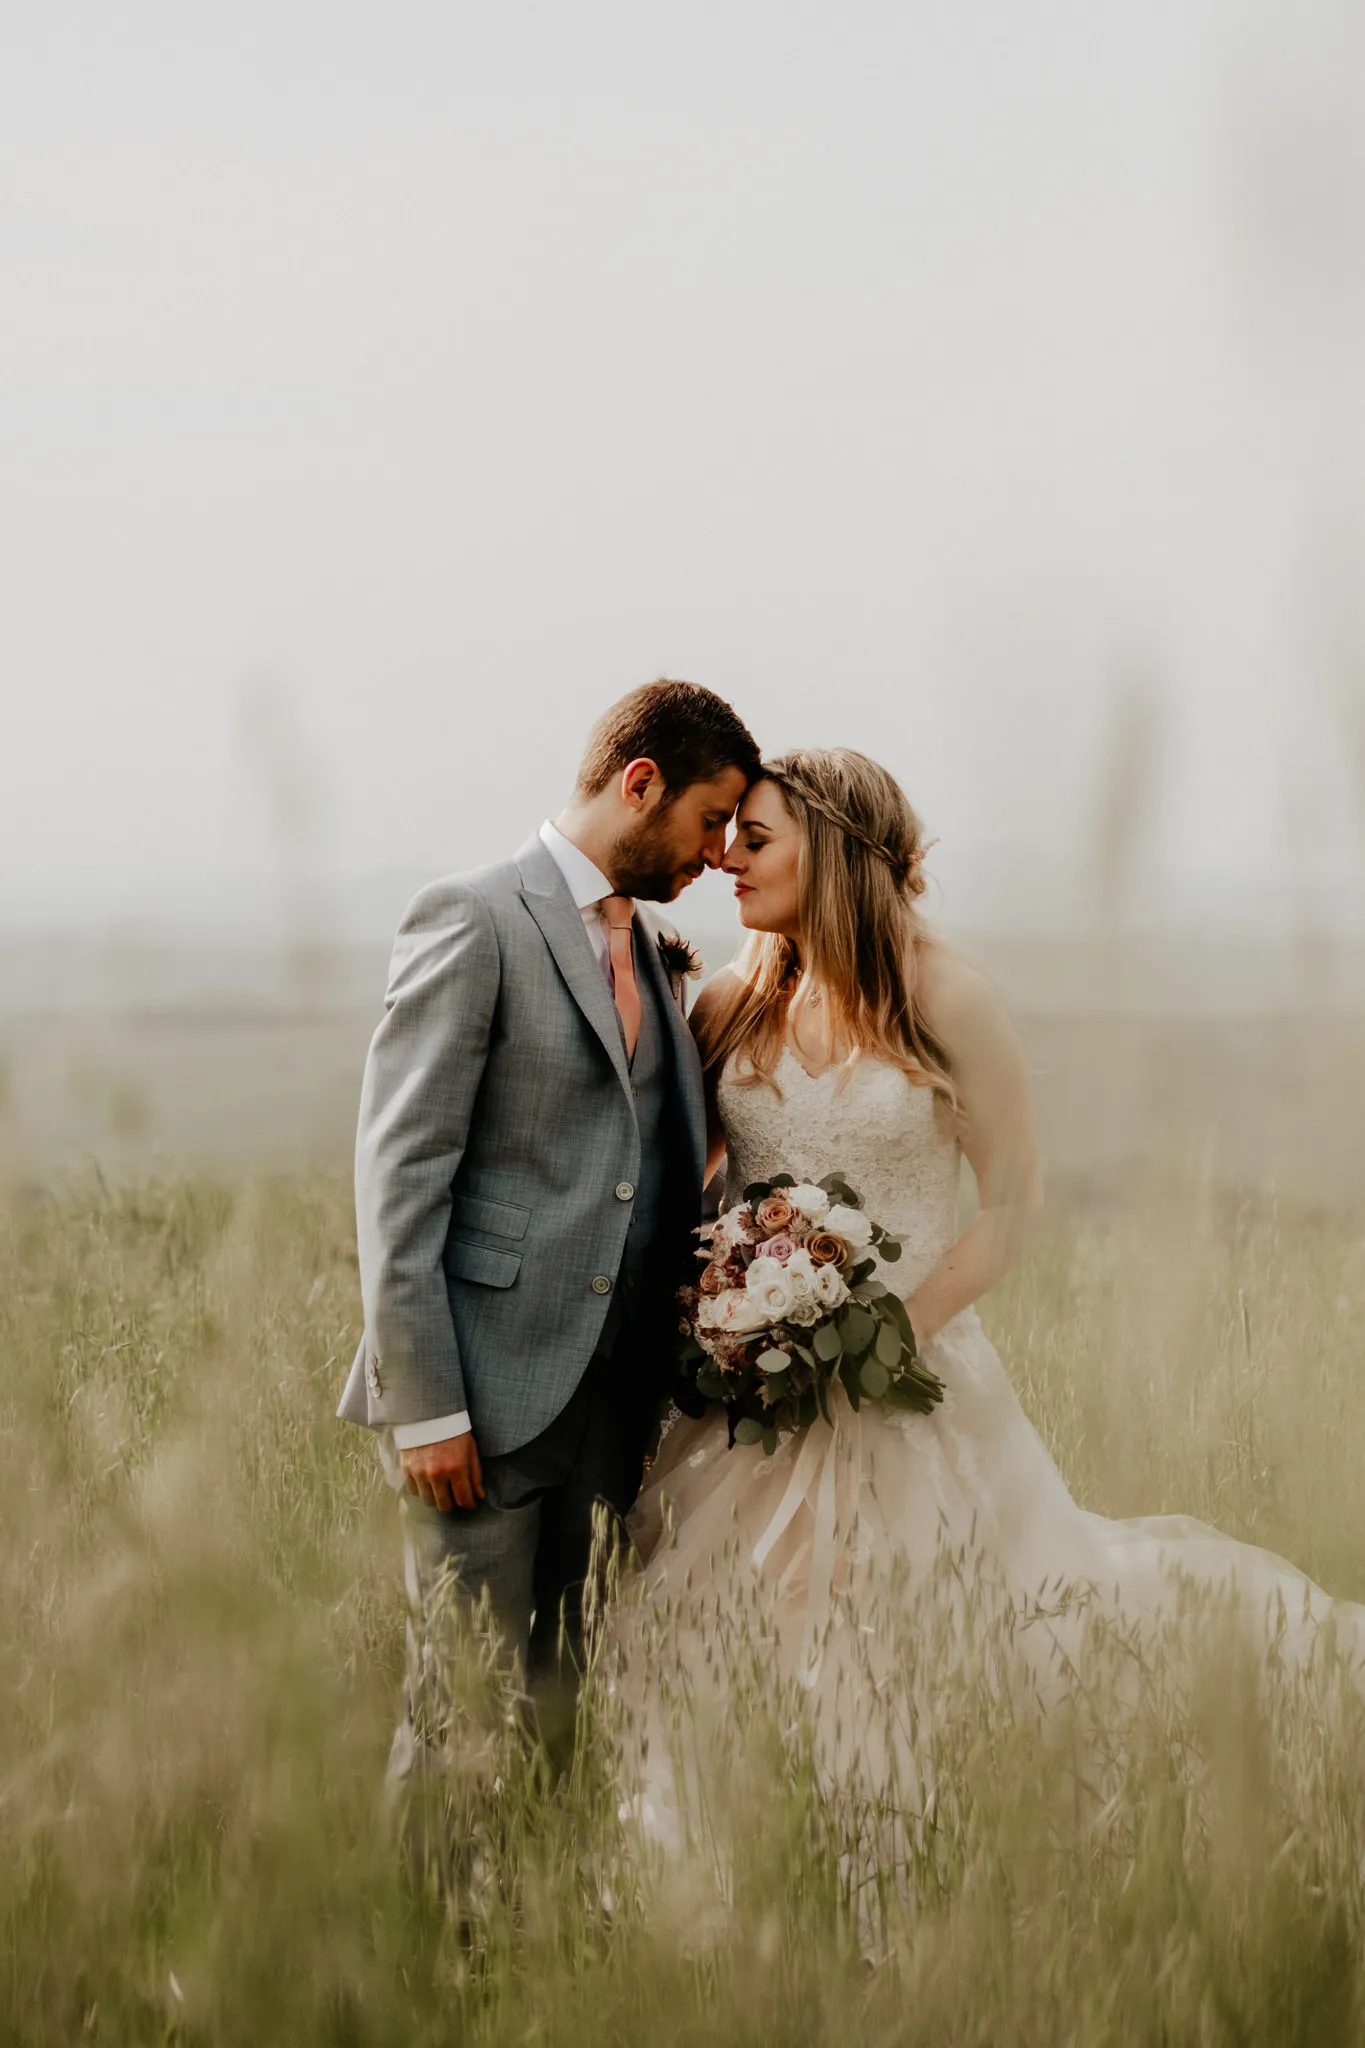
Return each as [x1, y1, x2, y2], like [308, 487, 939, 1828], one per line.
[338, 680, 759, 1739]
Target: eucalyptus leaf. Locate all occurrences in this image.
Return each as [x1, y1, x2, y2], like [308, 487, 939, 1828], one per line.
[840, 1305, 876, 1353]
[879, 1240, 902, 1263]
[743, 1182, 773, 1204]
[875, 1318, 903, 1369]
[860, 1358, 891, 1399]
[761, 1427, 779, 1456]
[881, 1293, 919, 1357]
[813, 1321, 843, 1362]
[733, 1417, 765, 1446]
[770, 1172, 796, 1188]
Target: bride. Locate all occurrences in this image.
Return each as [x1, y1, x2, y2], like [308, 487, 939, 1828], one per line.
[621, 748, 1365, 1836]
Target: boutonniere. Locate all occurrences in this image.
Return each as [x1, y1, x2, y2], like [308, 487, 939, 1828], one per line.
[657, 930, 704, 996]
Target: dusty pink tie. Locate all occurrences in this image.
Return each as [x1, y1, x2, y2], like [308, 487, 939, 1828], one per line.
[600, 895, 641, 1062]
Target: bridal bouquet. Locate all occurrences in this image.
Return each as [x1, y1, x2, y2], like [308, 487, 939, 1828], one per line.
[675, 1171, 945, 1455]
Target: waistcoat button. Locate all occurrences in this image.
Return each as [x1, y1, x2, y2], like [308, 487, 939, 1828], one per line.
[615, 1181, 635, 1201]
[591, 1274, 612, 1295]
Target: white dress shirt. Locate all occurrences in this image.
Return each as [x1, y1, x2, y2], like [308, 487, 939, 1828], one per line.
[536, 818, 618, 978]
[391, 822, 628, 1454]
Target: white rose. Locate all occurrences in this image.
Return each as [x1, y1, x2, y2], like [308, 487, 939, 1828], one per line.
[811, 1263, 850, 1310]
[825, 1203, 873, 1251]
[781, 1261, 821, 1326]
[786, 1287, 821, 1327]
[744, 1256, 798, 1322]
[787, 1184, 830, 1222]
[698, 1288, 771, 1335]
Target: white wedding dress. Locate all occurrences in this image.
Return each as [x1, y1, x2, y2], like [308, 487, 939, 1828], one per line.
[621, 1046, 1365, 1849]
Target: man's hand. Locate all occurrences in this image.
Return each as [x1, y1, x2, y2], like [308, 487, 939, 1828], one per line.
[401, 1431, 485, 1512]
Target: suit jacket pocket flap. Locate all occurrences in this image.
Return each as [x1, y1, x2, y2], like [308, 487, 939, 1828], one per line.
[446, 1237, 522, 1289]
[450, 1191, 531, 1243]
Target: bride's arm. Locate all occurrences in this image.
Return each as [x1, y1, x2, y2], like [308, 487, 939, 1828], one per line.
[688, 969, 741, 1186]
[901, 948, 1044, 1347]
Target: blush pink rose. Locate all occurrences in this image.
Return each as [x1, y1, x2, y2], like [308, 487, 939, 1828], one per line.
[762, 1235, 797, 1264]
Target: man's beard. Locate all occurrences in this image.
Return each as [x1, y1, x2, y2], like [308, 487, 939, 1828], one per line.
[607, 809, 694, 901]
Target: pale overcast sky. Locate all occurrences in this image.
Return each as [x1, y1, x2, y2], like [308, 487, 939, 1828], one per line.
[3, 0, 1362, 939]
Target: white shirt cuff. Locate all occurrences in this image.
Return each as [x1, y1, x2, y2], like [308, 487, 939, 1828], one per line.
[391, 1410, 473, 1450]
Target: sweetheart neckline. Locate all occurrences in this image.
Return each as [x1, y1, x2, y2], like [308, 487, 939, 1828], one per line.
[777, 1042, 848, 1085]
[766, 1045, 942, 1095]
[721, 1045, 928, 1089]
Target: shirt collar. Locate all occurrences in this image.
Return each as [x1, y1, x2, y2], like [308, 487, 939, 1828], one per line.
[538, 819, 618, 912]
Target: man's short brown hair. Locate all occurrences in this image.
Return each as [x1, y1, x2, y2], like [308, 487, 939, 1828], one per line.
[576, 679, 761, 800]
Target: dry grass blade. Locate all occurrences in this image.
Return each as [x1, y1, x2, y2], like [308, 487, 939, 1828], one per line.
[2, 1171, 1365, 2044]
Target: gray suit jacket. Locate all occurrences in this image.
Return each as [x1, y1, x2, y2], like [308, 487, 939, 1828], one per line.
[337, 833, 707, 1458]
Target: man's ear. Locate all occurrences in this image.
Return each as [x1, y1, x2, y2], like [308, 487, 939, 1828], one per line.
[619, 757, 664, 811]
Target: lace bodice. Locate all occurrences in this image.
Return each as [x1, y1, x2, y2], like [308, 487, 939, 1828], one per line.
[718, 1047, 962, 1288]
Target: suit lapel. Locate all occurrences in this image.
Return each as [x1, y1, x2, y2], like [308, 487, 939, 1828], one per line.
[516, 836, 633, 1099]
[636, 910, 707, 1187]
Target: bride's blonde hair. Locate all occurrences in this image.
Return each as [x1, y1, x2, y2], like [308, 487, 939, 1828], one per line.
[697, 748, 957, 1106]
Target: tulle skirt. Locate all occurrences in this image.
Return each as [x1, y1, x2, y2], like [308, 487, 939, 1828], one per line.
[614, 1309, 1365, 1872]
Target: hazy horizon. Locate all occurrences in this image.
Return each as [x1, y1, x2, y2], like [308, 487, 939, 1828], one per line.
[5, 0, 1364, 951]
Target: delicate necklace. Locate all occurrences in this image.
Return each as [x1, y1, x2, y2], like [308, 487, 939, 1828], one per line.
[806, 986, 823, 1007]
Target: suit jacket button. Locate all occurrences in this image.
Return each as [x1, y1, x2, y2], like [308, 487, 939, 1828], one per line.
[366, 1352, 383, 1399]
[615, 1181, 635, 1201]
[591, 1274, 612, 1295]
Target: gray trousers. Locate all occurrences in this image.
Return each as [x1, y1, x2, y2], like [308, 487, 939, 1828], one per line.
[385, 1319, 659, 1775]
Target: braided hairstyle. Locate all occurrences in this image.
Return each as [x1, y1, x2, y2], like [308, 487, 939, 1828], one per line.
[769, 753, 930, 894]
[696, 747, 956, 1107]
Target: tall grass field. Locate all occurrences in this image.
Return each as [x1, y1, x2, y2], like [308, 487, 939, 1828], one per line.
[5, 1167, 1365, 2045]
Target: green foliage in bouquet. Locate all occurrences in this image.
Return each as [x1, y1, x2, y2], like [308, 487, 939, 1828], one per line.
[675, 1169, 945, 1456]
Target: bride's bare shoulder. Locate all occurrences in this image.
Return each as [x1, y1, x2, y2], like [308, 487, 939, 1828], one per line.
[690, 964, 744, 1030]
[914, 940, 1013, 1045]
